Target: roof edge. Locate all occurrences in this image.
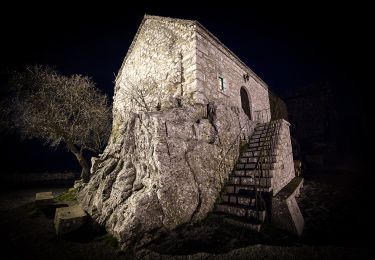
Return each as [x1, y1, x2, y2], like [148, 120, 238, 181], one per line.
[115, 14, 270, 92]
[115, 14, 195, 85]
[114, 15, 148, 84]
[194, 21, 269, 90]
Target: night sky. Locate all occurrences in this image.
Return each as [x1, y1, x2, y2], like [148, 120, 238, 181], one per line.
[0, 3, 372, 173]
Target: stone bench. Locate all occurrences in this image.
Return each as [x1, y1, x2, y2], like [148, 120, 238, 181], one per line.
[54, 204, 87, 236]
[272, 177, 304, 236]
[35, 191, 54, 207]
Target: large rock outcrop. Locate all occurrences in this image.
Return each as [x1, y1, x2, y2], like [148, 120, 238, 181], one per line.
[78, 103, 255, 248]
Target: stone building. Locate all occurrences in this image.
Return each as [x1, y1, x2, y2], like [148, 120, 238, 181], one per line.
[114, 15, 271, 121]
[78, 15, 303, 249]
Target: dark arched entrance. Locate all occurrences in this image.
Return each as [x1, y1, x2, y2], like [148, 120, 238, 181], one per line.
[240, 87, 252, 119]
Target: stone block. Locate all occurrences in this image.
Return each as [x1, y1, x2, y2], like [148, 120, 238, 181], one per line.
[238, 196, 252, 206]
[35, 192, 54, 207]
[226, 186, 235, 194]
[223, 217, 261, 232]
[234, 170, 245, 176]
[54, 204, 87, 236]
[239, 158, 248, 163]
[230, 177, 240, 185]
[272, 177, 304, 236]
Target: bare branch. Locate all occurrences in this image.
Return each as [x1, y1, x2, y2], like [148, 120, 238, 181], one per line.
[1, 65, 112, 182]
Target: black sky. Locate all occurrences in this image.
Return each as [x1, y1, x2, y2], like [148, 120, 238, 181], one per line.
[0, 3, 372, 173]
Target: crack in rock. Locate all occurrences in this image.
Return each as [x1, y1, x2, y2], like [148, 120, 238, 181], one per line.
[184, 149, 202, 222]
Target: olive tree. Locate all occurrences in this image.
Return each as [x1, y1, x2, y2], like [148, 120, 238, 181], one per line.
[3, 66, 111, 182]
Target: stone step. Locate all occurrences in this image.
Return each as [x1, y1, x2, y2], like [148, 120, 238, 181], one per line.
[54, 204, 87, 236]
[221, 194, 256, 207]
[221, 193, 268, 212]
[237, 189, 271, 198]
[247, 146, 278, 152]
[253, 132, 276, 138]
[247, 144, 272, 150]
[255, 124, 277, 131]
[257, 122, 279, 127]
[246, 149, 281, 156]
[241, 150, 280, 158]
[233, 169, 275, 178]
[248, 142, 272, 148]
[248, 140, 279, 148]
[236, 162, 280, 171]
[239, 156, 278, 164]
[254, 129, 276, 135]
[251, 133, 270, 139]
[250, 136, 268, 141]
[35, 191, 54, 207]
[249, 138, 273, 144]
[250, 129, 277, 136]
[222, 215, 262, 232]
[226, 184, 272, 194]
[238, 157, 258, 163]
[235, 163, 256, 170]
[215, 203, 266, 221]
[229, 176, 272, 187]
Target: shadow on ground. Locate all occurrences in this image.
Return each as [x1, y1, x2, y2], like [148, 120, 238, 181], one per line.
[0, 171, 374, 259]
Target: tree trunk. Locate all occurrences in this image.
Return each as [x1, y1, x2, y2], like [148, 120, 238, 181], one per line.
[67, 142, 90, 183]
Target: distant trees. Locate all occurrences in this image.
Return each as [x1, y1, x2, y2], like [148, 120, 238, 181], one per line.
[1, 66, 112, 182]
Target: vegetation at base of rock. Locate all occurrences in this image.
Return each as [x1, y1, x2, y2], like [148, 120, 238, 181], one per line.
[94, 233, 119, 248]
[54, 188, 77, 202]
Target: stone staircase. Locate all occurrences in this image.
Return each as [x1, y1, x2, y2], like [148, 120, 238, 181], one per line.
[214, 121, 282, 231]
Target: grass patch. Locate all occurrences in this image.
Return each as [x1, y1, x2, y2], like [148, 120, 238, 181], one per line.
[54, 187, 77, 202]
[94, 233, 119, 248]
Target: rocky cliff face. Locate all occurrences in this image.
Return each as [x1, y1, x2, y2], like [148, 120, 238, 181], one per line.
[78, 103, 255, 248]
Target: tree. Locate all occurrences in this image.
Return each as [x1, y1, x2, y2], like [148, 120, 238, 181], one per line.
[2, 66, 112, 183]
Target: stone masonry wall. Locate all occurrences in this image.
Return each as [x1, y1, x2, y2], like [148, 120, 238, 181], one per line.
[114, 16, 271, 124]
[194, 26, 271, 121]
[115, 17, 197, 117]
[273, 119, 295, 195]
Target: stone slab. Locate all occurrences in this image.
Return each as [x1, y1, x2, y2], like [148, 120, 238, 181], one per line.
[272, 177, 304, 236]
[35, 191, 54, 207]
[54, 204, 87, 236]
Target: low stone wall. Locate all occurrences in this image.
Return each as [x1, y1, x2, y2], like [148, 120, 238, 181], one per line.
[272, 177, 304, 236]
[273, 119, 295, 195]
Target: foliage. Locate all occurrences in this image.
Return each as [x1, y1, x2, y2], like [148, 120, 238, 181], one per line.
[120, 78, 162, 112]
[54, 188, 77, 202]
[1, 65, 112, 182]
[4, 65, 111, 151]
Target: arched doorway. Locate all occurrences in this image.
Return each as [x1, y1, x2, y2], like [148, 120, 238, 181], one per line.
[240, 87, 252, 119]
